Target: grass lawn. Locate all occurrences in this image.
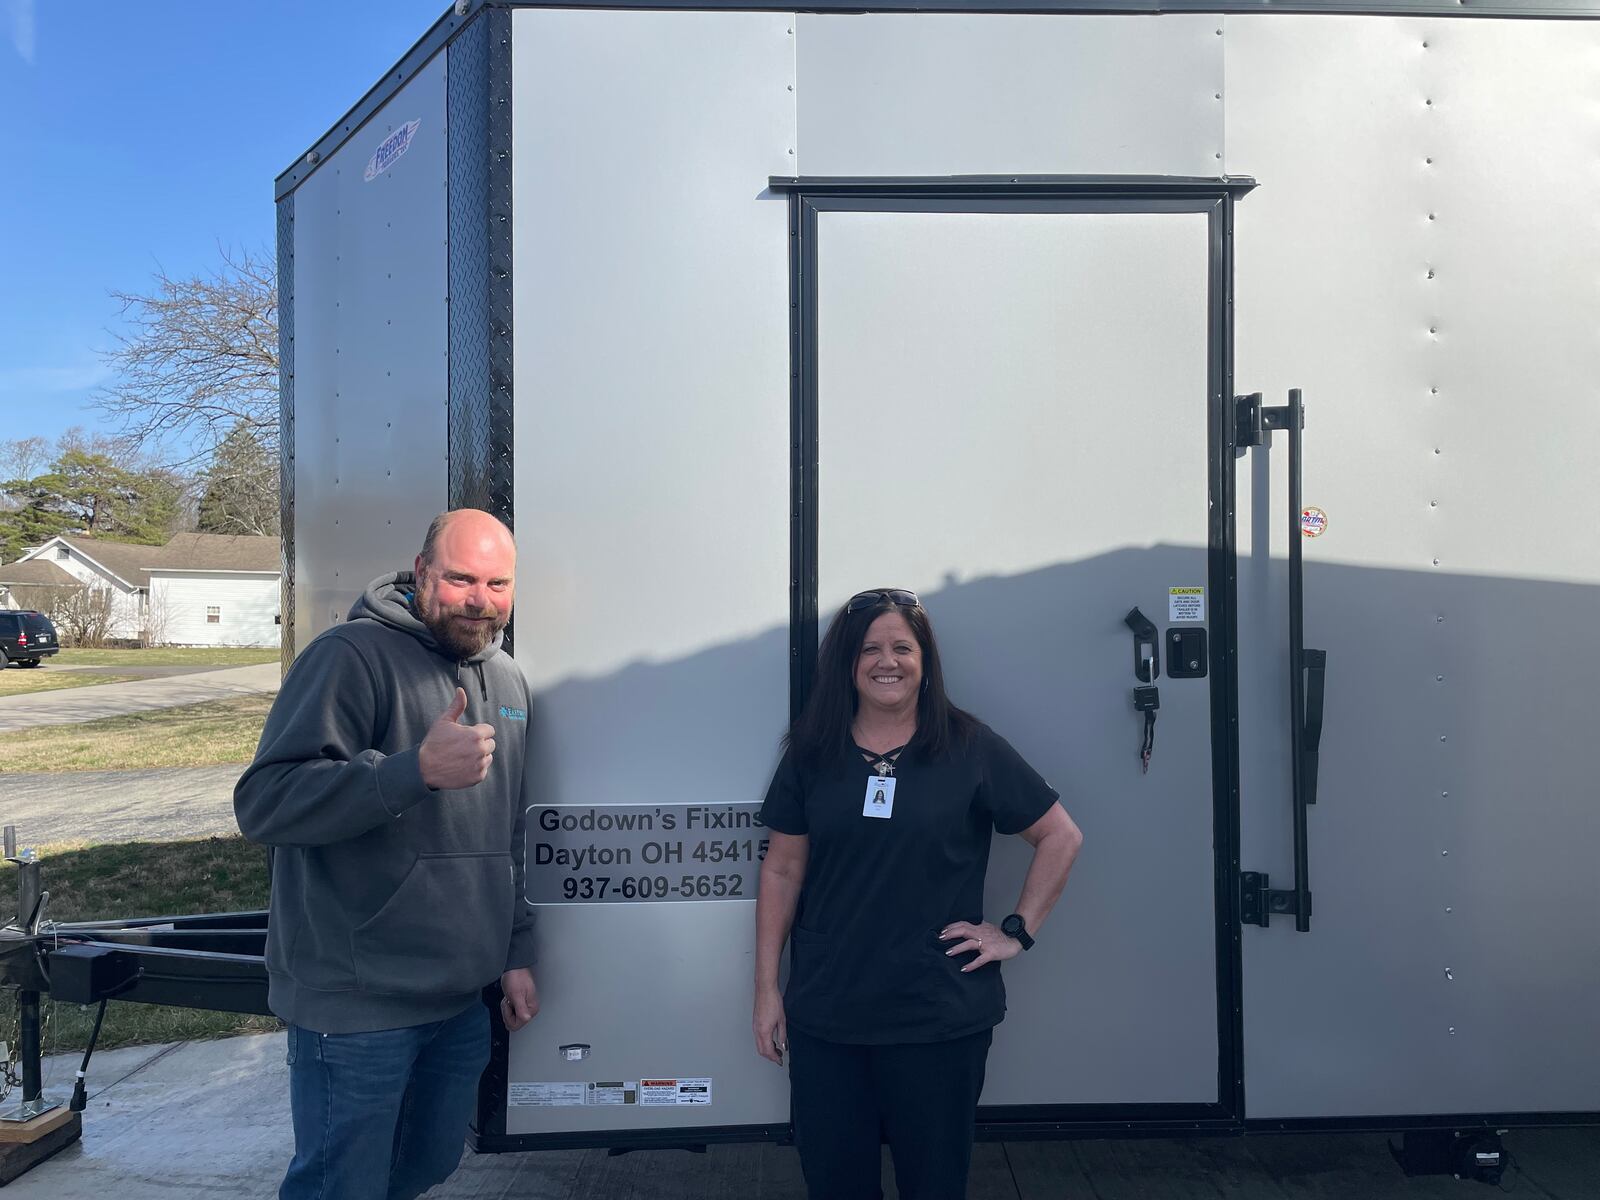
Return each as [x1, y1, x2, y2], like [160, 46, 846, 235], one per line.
[0, 693, 273, 773]
[1, 837, 277, 1053]
[51, 647, 280, 668]
[0, 670, 140, 697]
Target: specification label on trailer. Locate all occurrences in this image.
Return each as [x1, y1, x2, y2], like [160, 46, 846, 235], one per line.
[1168, 587, 1205, 623]
[509, 1082, 640, 1107]
[525, 803, 766, 905]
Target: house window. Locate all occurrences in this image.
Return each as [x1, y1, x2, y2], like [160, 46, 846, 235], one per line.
[206, 606, 222, 624]
[56, 546, 69, 560]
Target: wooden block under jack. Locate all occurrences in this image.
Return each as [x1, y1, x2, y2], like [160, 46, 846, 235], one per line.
[0, 1108, 82, 1186]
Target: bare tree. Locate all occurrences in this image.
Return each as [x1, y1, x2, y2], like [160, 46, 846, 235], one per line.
[96, 248, 279, 469]
[143, 584, 173, 648]
[32, 584, 116, 648]
[0, 438, 49, 484]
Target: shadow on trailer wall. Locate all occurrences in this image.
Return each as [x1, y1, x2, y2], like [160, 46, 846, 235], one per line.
[489, 550, 1599, 1143]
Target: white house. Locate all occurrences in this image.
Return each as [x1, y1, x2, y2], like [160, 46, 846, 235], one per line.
[146, 534, 282, 647]
[0, 533, 281, 647]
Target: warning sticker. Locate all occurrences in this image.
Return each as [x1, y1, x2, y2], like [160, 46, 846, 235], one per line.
[1169, 587, 1205, 623]
[639, 1078, 713, 1107]
[509, 1081, 639, 1107]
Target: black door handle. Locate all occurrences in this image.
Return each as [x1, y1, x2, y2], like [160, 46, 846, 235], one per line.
[1238, 389, 1327, 932]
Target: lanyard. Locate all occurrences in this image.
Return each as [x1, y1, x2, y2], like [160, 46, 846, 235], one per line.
[854, 742, 907, 778]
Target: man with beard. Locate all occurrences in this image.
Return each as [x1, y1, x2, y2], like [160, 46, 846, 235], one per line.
[236, 509, 538, 1200]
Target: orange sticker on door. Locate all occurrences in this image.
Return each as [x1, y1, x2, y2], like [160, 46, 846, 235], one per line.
[1300, 507, 1328, 538]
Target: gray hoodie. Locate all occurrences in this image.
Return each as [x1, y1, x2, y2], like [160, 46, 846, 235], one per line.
[235, 572, 536, 1033]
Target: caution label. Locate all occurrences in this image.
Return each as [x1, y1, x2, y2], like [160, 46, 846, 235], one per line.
[639, 1077, 713, 1107]
[1168, 587, 1205, 623]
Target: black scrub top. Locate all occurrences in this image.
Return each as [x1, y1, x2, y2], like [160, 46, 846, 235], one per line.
[760, 723, 1058, 1045]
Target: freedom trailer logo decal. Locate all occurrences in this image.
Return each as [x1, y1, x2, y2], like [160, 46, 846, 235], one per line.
[364, 119, 421, 181]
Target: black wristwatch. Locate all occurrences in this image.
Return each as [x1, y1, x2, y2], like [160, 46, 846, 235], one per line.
[1000, 913, 1034, 951]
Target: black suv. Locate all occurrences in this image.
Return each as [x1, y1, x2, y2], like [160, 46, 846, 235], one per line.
[0, 611, 60, 667]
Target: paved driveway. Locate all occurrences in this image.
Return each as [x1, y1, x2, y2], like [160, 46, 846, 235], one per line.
[0, 663, 279, 733]
[0, 765, 243, 846]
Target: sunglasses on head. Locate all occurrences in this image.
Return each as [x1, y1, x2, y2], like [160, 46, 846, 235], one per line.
[845, 589, 921, 614]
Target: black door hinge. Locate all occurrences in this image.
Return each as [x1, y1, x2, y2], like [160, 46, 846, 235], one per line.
[1234, 392, 1300, 449]
[1240, 871, 1311, 927]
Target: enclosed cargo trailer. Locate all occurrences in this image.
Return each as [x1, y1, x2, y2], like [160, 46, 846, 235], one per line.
[274, 0, 1600, 1153]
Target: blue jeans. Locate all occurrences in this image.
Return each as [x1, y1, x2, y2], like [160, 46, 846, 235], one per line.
[281, 1003, 490, 1200]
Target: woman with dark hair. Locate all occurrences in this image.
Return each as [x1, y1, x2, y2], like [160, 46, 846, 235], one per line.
[753, 589, 1083, 1200]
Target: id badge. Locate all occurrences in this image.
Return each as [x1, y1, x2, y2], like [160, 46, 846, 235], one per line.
[862, 775, 896, 819]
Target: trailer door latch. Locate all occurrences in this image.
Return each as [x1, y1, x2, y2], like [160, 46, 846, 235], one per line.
[1240, 871, 1312, 927]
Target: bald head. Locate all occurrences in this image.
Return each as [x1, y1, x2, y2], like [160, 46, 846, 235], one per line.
[413, 509, 516, 659]
[419, 509, 515, 569]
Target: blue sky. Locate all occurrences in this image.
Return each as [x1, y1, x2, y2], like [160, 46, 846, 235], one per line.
[0, 0, 444, 454]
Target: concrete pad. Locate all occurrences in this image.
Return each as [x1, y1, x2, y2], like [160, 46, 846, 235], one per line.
[6, 1033, 1597, 1198]
[0, 663, 279, 733]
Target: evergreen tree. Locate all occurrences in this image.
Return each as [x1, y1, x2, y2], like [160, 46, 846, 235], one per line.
[196, 423, 278, 536]
[0, 446, 181, 560]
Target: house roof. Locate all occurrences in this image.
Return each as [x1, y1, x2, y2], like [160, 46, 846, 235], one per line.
[0, 559, 79, 587]
[17, 534, 282, 588]
[152, 533, 283, 573]
[53, 536, 163, 587]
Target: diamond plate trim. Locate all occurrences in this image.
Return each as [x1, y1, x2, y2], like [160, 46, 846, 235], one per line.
[448, 10, 515, 652]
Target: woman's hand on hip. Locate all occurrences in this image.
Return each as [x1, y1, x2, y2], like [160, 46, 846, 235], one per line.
[940, 921, 1021, 972]
[753, 985, 788, 1066]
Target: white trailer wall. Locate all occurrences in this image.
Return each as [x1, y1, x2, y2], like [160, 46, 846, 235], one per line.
[507, 8, 796, 1135]
[1227, 17, 1600, 1118]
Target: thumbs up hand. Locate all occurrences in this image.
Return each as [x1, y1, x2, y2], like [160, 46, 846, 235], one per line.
[418, 687, 497, 790]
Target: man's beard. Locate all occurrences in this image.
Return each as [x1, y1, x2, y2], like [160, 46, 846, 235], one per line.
[416, 595, 507, 660]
